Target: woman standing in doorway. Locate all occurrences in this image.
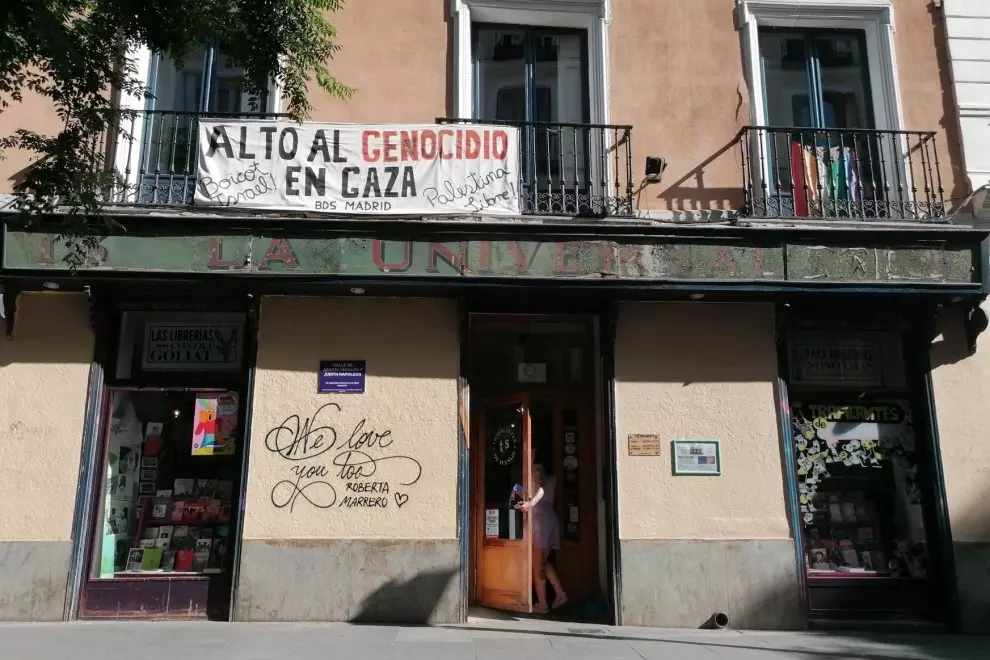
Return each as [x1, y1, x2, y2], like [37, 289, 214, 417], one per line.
[516, 462, 568, 614]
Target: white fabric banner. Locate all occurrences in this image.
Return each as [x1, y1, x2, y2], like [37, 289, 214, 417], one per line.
[194, 120, 521, 215]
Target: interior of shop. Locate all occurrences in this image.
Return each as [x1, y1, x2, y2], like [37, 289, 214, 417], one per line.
[467, 314, 609, 622]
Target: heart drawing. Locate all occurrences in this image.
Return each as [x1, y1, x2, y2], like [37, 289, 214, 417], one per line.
[394, 493, 409, 508]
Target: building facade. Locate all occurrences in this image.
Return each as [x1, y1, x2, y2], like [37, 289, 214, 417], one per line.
[1, 0, 989, 632]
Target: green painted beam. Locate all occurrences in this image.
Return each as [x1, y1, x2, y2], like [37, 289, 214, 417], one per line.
[1, 229, 979, 286]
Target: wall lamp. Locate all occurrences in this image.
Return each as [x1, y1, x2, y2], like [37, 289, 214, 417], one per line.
[644, 156, 668, 183]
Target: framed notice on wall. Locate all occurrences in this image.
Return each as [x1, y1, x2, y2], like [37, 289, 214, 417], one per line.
[672, 440, 721, 476]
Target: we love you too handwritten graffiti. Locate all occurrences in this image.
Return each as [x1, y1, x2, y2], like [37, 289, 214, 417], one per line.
[264, 403, 422, 513]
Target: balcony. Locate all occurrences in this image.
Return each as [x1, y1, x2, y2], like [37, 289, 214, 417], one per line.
[98, 110, 286, 206]
[437, 118, 634, 217]
[738, 126, 947, 222]
[95, 110, 634, 217]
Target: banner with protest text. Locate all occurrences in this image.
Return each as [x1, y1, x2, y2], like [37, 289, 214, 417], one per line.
[194, 120, 521, 216]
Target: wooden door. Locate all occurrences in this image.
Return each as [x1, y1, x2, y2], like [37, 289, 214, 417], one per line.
[549, 395, 599, 604]
[474, 396, 533, 613]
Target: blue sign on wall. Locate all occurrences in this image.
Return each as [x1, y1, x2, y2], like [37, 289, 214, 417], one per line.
[318, 360, 366, 394]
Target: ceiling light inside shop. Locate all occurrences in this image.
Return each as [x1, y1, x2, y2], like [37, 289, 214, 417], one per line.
[42, 281, 60, 290]
[350, 287, 366, 295]
[689, 293, 704, 300]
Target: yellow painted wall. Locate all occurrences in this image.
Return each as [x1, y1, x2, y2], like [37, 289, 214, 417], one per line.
[0, 292, 93, 541]
[613, 302, 790, 540]
[243, 296, 460, 540]
[930, 304, 990, 543]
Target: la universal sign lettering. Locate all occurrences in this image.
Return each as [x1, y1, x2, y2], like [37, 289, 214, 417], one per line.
[194, 121, 521, 215]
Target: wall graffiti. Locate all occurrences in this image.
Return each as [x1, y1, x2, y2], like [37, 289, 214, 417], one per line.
[264, 403, 422, 512]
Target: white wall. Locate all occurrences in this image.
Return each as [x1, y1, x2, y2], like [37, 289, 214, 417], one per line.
[944, 0, 990, 193]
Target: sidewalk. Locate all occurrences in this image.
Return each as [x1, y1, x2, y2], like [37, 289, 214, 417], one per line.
[0, 615, 987, 660]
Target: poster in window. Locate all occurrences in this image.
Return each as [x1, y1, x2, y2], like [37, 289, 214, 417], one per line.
[192, 396, 218, 456]
[791, 399, 930, 578]
[192, 393, 239, 456]
[100, 393, 142, 577]
[485, 509, 500, 539]
[214, 392, 239, 456]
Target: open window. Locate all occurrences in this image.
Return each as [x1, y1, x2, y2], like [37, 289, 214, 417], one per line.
[114, 42, 275, 204]
[756, 29, 895, 218]
[473, 26, 595, 214]
[738, 4, 941, 221]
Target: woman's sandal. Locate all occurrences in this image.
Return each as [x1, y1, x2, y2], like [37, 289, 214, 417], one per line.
[534, 604, 550, 614]
[551, 594, 569, 610]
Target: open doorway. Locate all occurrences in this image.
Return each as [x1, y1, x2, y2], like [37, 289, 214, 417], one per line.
[467, 314, 609, 623]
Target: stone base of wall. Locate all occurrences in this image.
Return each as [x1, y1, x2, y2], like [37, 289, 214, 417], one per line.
[954, 541, 990, 634]
[234, 539, 461, 623]
[0, 541, 71, 620]
[619, 539, 802, 630]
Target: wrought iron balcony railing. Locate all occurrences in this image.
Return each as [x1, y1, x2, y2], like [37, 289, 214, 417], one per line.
[92, 111, 634, 217]
[97, 110, 286, 206]
[438, 118, 634, 217]
[738, 126, 946, 222]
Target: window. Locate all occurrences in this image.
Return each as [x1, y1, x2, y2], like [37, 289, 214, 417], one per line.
[759, 30, 874, 130]
[474, 26, 591, 210]
[475, 28, 587, 124]
[785, 330, 935, 585]
[737, 3, 934, 220]
[147, 44, 260, 115]
[123, 42, 273, 203]
[756, 29, 893, 218]
[92, 390, 240, 579]
[141, 44, 264, 176]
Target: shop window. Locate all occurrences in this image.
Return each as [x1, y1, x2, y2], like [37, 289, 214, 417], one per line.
[80, 309, 248, 619]
[91, 390, 240, 578]
[786, 330, 931, 581]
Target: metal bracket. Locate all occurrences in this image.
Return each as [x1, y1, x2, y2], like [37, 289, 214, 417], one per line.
[1, 285, 19, 338]
[82, 284, 114, 338]
[84, 285, 98, 333]
[965, 304, 988, 355]
[916, 304, 941, 346]
[246, 292, 259, 335]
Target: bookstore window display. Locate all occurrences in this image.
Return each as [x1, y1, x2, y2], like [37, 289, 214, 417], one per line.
[787, 330, 932, 582]
[93, 389, 240, 579]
